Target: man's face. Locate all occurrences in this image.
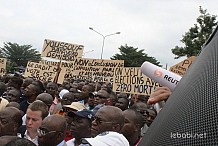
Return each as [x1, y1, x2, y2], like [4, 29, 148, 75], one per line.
[81, 85, 89, 98]
[136, 103, 147, 124]
[62, 107, 77, 126]
[7, 89, 20, 102]
[46, 83, 57, 98]
[0, 110, 15, 136]
[115, 98, 128, 111]
[94, 90, 108, 105]
[91, 108, 114, 137]
[88, 96, 95, 107]
[23, 84, 35, 97]
[146, 109, 157, 127]
[121, 110, 137, 138]
[70, 115, 91, 139]
[26, 109, 43, 134]
[61, 93, 74, 106]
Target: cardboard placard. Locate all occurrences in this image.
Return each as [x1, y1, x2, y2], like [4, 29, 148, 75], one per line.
[112, 67, 161, 95]
[24, 61, 58, 82]
[170, 56, 196, 76]
[41, 39, 84, 61]
[58, 58, 124, 84]
[0, 58, 7, 75]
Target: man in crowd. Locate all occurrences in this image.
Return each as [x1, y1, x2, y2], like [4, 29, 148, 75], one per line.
[6, 89, 21, 103]
[146, 108, 157, 127]
[38, 114, 67, 146]
[61, 102, 86, 141]
[20, 83, 42, 114]
[121, 109, 143, 146]
[80, 106, 129, 146]
[92, 89, 110, 114]
[46, 82, 62, 114]
[130, 102, 148, 136]
[66, 109, 94, 146]
[115, 96, 129, 111]
[0, 107, 22, 137]
[19, 100, 49, 145]
[0, 82, 8, 111]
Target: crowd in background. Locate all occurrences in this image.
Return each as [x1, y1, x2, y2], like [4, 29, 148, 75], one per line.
[0, 74, 171, 146]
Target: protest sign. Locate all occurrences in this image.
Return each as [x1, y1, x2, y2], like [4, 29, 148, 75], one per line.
[0, 58, 6, 75]
[112, 67, 161, 95]
[57, 58, 124, 84]
[170, 56, 196, 76]
[24, 61, 58, 82]
[39, 60, 60, 66]
[41, 39, 84, 61]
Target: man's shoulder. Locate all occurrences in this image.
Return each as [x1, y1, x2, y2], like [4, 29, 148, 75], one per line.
[66, 138, 75, 146]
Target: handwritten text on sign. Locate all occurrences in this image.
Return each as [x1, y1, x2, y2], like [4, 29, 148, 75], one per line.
[24, 61, 58, 82]
[58, 58, 124, 83]
[0, 58, 7, 75]
[170, 56, 196, 76]
[41, 39, 84, 61]
[112, 67, 161, 95]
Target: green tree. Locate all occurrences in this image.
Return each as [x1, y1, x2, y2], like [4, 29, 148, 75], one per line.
[172, 6, 217, 59]
[111, 44, 160, 67]
[0, 42, 41, 72]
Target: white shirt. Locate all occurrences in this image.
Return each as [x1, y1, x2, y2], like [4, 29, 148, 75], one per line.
[57, 140, 67, 146]
[66, 138, 75, 146]
[23, 130, 38, 146]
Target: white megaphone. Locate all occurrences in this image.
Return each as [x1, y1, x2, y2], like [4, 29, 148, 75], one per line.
[141, 61, 182, 91]
[141, 61, 182, 113]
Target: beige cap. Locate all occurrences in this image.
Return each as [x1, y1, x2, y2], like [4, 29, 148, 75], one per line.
[63, 102, 86, 111]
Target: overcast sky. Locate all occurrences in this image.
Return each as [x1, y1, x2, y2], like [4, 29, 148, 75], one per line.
[0, 0, 217, 67]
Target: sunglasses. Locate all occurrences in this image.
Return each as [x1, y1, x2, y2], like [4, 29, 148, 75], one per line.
[92, 116, 116, 125]
[95, 95, 107, 99]
[37, 128, 62, 136]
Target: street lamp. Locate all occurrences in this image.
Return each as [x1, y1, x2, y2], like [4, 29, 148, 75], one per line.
[82, 49, 94, 57]
[89, 27, 120, 59]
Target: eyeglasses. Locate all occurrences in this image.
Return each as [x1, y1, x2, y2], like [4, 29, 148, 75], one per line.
[62, 108, 72, 113]
[93, 116, 116, 125]
[95, 95, 107, 99]
[37, 128, 62, 136]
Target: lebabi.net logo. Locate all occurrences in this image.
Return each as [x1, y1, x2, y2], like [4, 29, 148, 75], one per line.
[171, 132, 206, 139]
[154, 70, 163, 77]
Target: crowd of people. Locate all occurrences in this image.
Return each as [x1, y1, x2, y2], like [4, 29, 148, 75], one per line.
[0, 74, 171, 146]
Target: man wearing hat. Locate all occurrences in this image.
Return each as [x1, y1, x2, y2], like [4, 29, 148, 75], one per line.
[59, 102, 86, 142]
[66, 109, 94, 146]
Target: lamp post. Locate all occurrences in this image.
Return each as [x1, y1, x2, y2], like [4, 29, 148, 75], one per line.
[82, 49, 94, 57]
[89, 27, 120, 59]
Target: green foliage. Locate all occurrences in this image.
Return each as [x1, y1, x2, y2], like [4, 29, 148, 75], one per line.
[0, 42, 41, 72]
[172, 6, 217, 59]
[111, 44, 160, 67]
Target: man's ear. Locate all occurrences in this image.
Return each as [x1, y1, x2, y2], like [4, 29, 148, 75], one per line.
[135, 123, 141, 132]
[113, 124, 122, 132]
[13, 122, 19, 132]
[57, 131, 64, 140]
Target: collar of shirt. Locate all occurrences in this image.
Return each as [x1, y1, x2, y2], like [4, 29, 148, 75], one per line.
[53, 97, 58, 105]
[24, 130, 38, 146]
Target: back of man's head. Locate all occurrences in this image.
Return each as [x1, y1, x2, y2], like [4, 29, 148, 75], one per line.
[91, 106, 124, 137]
[36, 93, 53, 109]
[38, 115, 67, 146]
